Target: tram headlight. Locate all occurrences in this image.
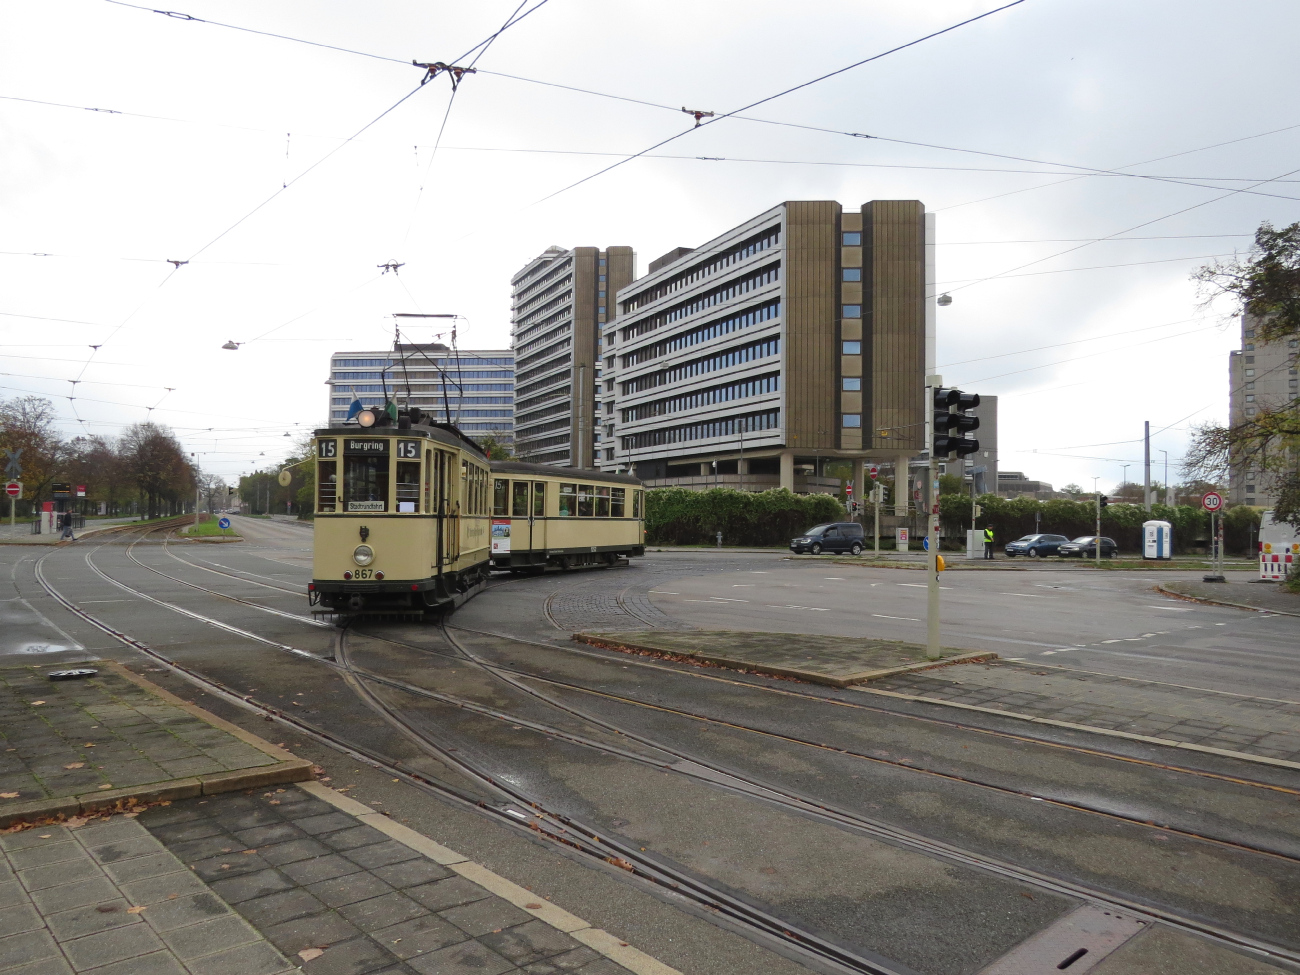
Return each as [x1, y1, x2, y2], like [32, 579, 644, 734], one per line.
[353, 544, 375, 566]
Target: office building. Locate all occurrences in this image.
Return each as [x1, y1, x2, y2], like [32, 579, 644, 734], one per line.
[598, 200, 932, 501]
[1228, 313, 1299, 506]
[960, 394, 998, 494]
[996, 471, 1055, 500]
[326, 343, 514, 442]
[511, 245, 635, 466]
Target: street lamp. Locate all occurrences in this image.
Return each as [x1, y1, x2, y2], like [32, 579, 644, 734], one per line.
[1159, 449, 1169, 505]
[222, 341, 242, 350]
[1121, 464, 1130, 497]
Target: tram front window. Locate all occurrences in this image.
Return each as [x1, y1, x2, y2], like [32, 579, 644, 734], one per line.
[396, 462, 420, 512]
[344, 457, 388, 511]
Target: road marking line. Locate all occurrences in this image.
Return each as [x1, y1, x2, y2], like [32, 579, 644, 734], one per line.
[898, 583, 953, 589]
[648, 591, 678, 595]
[1145, 605, 1193, 611]
[1101, 639, 1122, 643]
[873, 614, 921, 621]
[823, 577, 845, 580]
[999, 592, 1050, 598]
[731, 585, 755, 587]
[707, 597, 748, 602]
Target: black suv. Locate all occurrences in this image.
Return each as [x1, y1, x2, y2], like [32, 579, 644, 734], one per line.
[790, 522, 865, 555]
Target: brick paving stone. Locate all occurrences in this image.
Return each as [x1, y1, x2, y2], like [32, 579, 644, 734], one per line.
[60, 919, 165, 970]
[0, 929, 61, 971]
[158, 913, 260, 960]
[307, 873, 395, 910]
[342, 842, 422, 871]
[0, 882, 27, 910]
[0, 903, 43, 939]
[191, 852, 275, 882]
[78, 951, 188, 975]
[438, 898, 532, 938]
[29, 878, 119, 916]
[237, 889, 329, 928]
[321, 826, 390, 853]
[43, 900, 139, 941]
[117, 870, 209, 907]
[405, 879, 490, 914]
[258, 838, 333, 867]
[209, 869, 298, 905]
[479, 920, 580, 967]
[338, 892, 426, 933]
[234, 824, 306, 848]
[406, 939, 515, 975]
[84, 834, 166, 864]
[370, 914, 466, 960]
[171, 835, 247, 862]
[136, 892, 233, 932]
[0, 956, 75, 975]
[517, 946, 604, 973]
[293, 934, 397, 975]
[280, 854, 365, 886]
[7, 843, 87, 872]
[184, 939, 290, 975]
[101, 852, 186, 885]
[294, 813, 361, 836]
[262, 910, 362, 954]
[370, 859, 453, 890]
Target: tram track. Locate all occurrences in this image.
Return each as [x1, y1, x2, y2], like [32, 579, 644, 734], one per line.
[152, 531, 1300, 800]
[43, 528, 1300, 970]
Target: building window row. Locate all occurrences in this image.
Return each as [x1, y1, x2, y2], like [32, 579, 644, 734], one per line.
[622, 226, 781, 312]
[512, 259, 572, 305]
[620, 263, 781, 341]
[621, 409, 780, 450]
[516, 399, 572, 428]
[620, 337, 781, 395]
[621, 300, 780, 368]
[516, 323, 572, 358]
[516, 338, 572, 372]
[621, 372, 780, 423]
[518, 433, 571, 452]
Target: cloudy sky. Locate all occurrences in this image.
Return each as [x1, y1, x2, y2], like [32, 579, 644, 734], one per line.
[3, 0, 1298, 489]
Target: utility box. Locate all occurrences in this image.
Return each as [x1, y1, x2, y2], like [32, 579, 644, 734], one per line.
[896, 527, 909, 551]
[966, 529, 982, 559]
[1143, 520, 1172, 560]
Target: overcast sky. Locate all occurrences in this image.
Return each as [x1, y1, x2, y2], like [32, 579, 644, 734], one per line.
[3, 0, 1299, 490]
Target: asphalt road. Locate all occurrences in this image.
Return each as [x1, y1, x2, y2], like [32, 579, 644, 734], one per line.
[3, 519, 1297, 975]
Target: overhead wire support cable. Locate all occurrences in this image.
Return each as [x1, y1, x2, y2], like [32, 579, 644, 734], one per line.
[526, 0, 1028, 208]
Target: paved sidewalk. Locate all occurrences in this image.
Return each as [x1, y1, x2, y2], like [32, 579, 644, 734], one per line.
[0, 663, 310, 827]
[1160, 579, 1300, 616]
[870, 660, 1300, 765]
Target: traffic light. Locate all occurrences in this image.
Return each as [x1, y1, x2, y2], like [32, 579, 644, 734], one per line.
[932, 388, 980, 459]
[1099, 495, 1109, 508]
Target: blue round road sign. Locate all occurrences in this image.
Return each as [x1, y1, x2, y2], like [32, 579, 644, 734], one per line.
[218, 517, 231, 530]
[922, 536, 929, 551]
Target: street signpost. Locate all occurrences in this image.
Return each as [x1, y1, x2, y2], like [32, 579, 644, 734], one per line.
[1202, 492, 1225, 582]
[218, 517, 231, 533]
[4, 481, 19, 531]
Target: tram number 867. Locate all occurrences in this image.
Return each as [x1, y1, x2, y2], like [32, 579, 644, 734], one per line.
[352, 568, 376, 580]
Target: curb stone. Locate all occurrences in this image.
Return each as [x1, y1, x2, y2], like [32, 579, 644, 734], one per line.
[1155, 584, 1300, 618]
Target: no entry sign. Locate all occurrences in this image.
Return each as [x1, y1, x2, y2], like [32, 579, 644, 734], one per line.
[4, 482, 20, 499]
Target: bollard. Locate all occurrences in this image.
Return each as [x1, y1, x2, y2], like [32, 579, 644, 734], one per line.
[716, 531, 722, 549]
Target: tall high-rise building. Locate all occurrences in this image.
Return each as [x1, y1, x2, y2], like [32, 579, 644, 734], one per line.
[1228, 313, 1299, 506]
[598, 201, 931, 500]
[511, 245, 634, 467]
[326, 343, 514, 442]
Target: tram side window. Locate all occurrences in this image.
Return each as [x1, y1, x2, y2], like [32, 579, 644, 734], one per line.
[512, 481, 529, 517]
[396, 462, 420, 512]
[533, 482, 545, 517]
[611, 487, 625, 518]
[578, 485, 594, 517]
[633, 490, 642, 518]
[558, 483, 576, 516]
[594, 486, 610, 517]
[493, 479, 509, 517]
[424, 450, 432, 513]
[344, 457, 388, 511]
[318, 461, 337, 513]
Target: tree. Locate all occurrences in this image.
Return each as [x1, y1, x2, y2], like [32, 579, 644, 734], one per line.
[0, 395, 67, 504]
[476, 435, 514, 461]
[938, 473, 965, 495]
[119, 423, 195, 519]
[1193, 221, 1300, 526]
[1060, 483, 1085, 499]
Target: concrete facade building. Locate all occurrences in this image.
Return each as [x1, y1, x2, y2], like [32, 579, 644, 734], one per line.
[1228, 313, 1299, 506]
[598, 200, 933, 504]
[510, 245, 634, 466]
[327, 344, 514, 441]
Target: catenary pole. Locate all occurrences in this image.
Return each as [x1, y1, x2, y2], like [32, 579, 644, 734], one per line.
[926, 375, 941, 660]
[1143, 420, 1152, 513]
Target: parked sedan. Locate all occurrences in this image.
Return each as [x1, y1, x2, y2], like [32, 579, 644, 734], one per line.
[1003, 533, 1070, 558]
[789, 522, 866, 555]
[1058, 535, 1118, 558]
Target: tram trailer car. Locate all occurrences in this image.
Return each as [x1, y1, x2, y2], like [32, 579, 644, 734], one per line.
[310, 414, 494, 617]
[487, 461, 645, 572]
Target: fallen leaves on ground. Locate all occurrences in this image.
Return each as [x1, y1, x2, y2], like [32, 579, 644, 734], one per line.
[297, 948, 324, 962]
[126, 906, 145, 914]
[0, 793, 19, 799]
[64, 762, 85, 770]
[525, 903, 542, 909]
[30, 701, 45, 706]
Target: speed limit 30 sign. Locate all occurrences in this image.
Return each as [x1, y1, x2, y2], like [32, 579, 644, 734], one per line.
[1201, 491, 1224, 512]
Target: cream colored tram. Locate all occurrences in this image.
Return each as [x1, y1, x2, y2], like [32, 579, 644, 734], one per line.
[488, 461, 645, 572]
[309, 419, 492, 617]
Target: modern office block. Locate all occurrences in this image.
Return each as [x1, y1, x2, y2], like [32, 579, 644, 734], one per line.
[326, 344, 514, 442]
[511, 245, 635, 467]
[1228, 313, 1298, 506]
[598, 200, 932, 495]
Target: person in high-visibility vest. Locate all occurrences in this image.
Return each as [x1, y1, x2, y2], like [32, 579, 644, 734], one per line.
[983, 525, 995, 560]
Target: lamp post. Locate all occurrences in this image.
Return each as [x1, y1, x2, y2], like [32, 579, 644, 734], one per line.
[1121, 464, 1131, 499]
[1160, 449, 1169, 506]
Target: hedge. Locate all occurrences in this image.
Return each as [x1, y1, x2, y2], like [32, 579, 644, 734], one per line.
[646, 488, 843, 546]
[938, 494, 1261, 555]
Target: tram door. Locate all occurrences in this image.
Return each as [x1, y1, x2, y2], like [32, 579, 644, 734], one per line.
[433, 449, 454, 567]
[528, 481, 546, 555]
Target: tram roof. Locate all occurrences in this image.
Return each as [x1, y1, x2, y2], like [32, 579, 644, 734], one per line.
[490, 460, 642, 486]
[314, 422, 487, 459]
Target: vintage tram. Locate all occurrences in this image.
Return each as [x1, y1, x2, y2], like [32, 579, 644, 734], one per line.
[308, 408, 644, 617]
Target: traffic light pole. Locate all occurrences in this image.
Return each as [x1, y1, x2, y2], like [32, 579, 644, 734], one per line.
[873, 482, 881, 555]
[926, 376, 941, 661]
[1095, 492, 1101, 567]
